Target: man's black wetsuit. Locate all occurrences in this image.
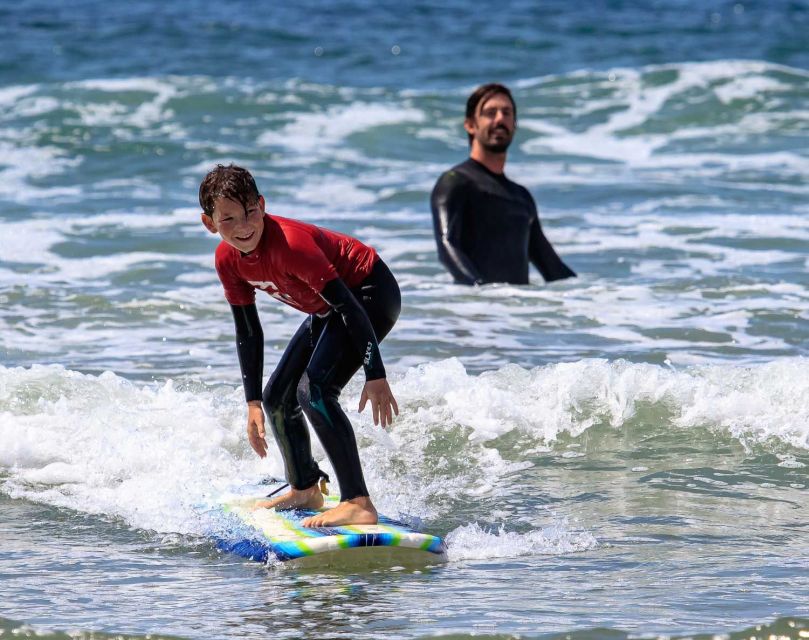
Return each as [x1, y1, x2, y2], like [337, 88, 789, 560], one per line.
[430, 158, 576, 285]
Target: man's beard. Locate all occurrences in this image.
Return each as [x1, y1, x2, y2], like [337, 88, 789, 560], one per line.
[481, 139, 512, 153]
[480, 127, 513, 153]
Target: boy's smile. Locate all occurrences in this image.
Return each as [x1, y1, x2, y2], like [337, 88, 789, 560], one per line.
[202, 195, 266, 254]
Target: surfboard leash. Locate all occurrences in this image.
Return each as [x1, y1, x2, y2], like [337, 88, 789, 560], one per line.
[265, 483, 289, 498]
[263, 471, 331, 498]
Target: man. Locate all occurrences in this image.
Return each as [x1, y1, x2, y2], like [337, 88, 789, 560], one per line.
[430, 83, 576, 285]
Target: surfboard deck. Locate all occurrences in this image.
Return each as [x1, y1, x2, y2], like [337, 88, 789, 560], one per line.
[218, 488, 447, 568]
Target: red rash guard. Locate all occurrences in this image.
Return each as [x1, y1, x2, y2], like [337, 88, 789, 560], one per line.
[215, 214, 379, 314]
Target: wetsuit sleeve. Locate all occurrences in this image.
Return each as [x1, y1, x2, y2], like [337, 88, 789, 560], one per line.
[319, 277, 386, 381]
[216, 245, 257, 306]
[230, 303, 264, 402]
[526, 195, 577, 282]
[430, 171, 484, 285]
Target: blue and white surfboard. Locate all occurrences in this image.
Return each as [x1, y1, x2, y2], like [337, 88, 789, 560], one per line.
[218, 488, 447, 568]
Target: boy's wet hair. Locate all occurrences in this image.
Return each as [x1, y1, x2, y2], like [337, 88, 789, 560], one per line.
[199, 164, 261, 217]
[465, 83, 517, 145]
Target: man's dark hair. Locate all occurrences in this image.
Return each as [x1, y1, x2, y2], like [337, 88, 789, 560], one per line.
[465, 83, 517, 145]
[199, 164, 261, 217]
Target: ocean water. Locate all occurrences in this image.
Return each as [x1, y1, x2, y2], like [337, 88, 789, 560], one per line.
[1, 0, 808, 638]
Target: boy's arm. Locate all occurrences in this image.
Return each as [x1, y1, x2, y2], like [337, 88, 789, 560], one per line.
[319, 277, 398, 427]
[231, 303, 264, 401]
[231, 303, 269, 456]
[318, 278, 385, 380]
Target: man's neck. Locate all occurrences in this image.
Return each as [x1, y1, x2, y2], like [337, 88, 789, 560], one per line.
[469, 146, 507, 175]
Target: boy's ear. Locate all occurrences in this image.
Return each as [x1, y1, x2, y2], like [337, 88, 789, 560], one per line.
[258, 195, 266, 212]
[200, 212, 217, 234]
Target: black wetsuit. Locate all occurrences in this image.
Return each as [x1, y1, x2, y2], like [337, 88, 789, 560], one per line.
[430, 158, 576, 285]
[231, 260, 401, 501]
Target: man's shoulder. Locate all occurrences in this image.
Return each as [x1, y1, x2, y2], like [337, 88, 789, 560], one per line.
[509, 179, 533, 200]
[448, 158, 482, 180]
[439, 158, 523, 189]
[488, 169, 535, 207]
[434, 160, 477, 192]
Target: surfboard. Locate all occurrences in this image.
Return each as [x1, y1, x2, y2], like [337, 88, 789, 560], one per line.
[217, 486, 447, 568]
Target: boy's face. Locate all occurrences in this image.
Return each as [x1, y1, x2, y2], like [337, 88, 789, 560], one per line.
[201, 195, 266, 254]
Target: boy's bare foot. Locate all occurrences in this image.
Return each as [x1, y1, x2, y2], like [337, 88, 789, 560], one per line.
[254, 484, 324, 511]
[301, 496, 378, 528]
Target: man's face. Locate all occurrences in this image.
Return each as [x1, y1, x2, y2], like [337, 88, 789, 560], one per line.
[465, 93, 516, 153]
[202, 195, 265, 254]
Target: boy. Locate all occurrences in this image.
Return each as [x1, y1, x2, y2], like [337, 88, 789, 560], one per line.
[199, 164, 400, 527]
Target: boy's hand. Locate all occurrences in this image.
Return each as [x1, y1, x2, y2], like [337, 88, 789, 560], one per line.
[359, 378, 399, 428]
[246, 401, 268, 458]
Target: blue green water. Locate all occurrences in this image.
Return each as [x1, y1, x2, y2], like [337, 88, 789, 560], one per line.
[1, 1, 808, 638]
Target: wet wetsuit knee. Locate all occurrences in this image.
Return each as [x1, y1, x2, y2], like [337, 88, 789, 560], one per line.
[430, 158, 576, 285]
[295, 372, 365, 498]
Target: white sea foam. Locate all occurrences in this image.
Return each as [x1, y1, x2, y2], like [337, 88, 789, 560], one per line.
[712, 75, 793, 104]
[392, 357, 809, 449]
[6, 96, 61, 118]
[0, 85, 38, 107]
[67, 77, 188, 94]
[0, 219, 63, 263]
[0, 357, 806, 538]
[0, 365, 269, 534]
[0, 210, 207, 283]
[0, 142, 82, 201]
[517, 60, 809, 179]
[560, 209, 809, 277]
[257, 102, 426, 152]
[64, 77, 188, 130]
[445, 520, 598, 561]
[292, 175, 379, 207]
